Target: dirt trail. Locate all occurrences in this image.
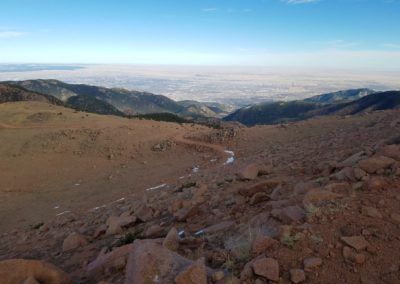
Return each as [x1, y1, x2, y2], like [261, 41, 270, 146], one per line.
[172, 133, 232, 164]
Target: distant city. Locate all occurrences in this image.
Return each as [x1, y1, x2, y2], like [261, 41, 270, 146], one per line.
[1, 64, 400, 107]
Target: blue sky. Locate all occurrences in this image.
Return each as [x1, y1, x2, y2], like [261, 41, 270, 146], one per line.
[1, 0, 400, 69]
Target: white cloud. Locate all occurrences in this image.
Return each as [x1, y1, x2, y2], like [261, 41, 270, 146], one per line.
[383, 43, 400, 49]
[316, 40, 360, 49]
[0, 31, 25, 38]
[201, 8, 217, 12]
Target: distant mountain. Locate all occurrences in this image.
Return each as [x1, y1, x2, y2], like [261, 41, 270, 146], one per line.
[224, 101, 319, 125]
[304, 88, 375, 104]
[66, 95, 125, 116]
[4, 80, 185, 115]
[224, 91, 400, 126]
[312, 91, 400, 116]
[0, 83, 64, 105]
[178, 100, 234, 118]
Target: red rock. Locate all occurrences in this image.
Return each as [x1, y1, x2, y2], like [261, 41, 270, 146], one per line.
[238, 179, 280, 197]
[124, 240, 195, 283]
[361, 206, 382, 218]
[106, 222, 122, 236]
[175, 259, 207, 284]
[252, 235, 279, 255]
[135, 205, 153, 222]
[174, 204, 200, 222]
[290, 269, 306, 283]
[281, 206, 305, 223]
[87, 244, 133, 281]
[192, 184, 208, 202]
[342, 246, 366, 264]
[358, 156, 395, 174]
[354, 168, 367, 181]
[258, 164, 274, 175]
[341, 236, 369, 251]
[0, 259, 72, 284]
[93, 224, 107, 239]
[250, 192, 269, 205]
[380, 144, 400, 161]
[62, 232, 88, 252]
[237, 163, 259, 180]
[303, 189, 341, 206]
[144, 224, 164, 238]
[303, 257, 322, 270]
[252, 257, 279, 282]
[163, 227, 180, 251]
[23, 276, 40, 284]
[365, 176, 389, 190]
[330, 167, 356, 182]
[390, 213, 400, 224]
[338, 151, 367, 168]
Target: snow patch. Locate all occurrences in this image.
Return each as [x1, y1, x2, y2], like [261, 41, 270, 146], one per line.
[146, 183, 167, 191]
[223, 150, 235, 165]
[56, 210, 70, 216]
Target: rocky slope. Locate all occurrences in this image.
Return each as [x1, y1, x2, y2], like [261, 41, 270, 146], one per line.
[0, 83, 64, 105]
[1, 102, 400, 283]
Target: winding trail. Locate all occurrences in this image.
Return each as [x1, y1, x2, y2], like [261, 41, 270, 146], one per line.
[172, 133, 234, 166]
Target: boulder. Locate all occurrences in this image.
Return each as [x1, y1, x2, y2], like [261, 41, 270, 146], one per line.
[258, 164, 274, 175]
[379, 144, 400, 161]
[390, 213, 400, 224]
[163, 227, 180, 251]
[338, 151, 367, 168]
[290, 269, 306, 283]
[280, 206, 305, 223]
[293, 181, 320, 195]
[342, 246, 366, 264]
[252, 235, 279, 255]
[0, 259, 72, 284]
[62, 232, 88, 252]
[354, 168, 367, 181]
[250, 192, 269, 205]
[87, 244, 133, 281]
[237, 164, 259, 180]
[303, 257, 322, 271]
[361, 206, 382, 219]
[93, 224, 107, 239]
[23, 277, 40, 284]
[364, 176, 389, 191]
[341, 236, 369, 251]
[252, 257, 279, 282]
[144, 224, 164, 238]
[135, 205, 153, 222]
[174, 204, 200, 222]
[106, 222, 123, 236]
[330, 167, 356, 182]
[239, 179, 280, 197]
[358, 156, 395, 174]
[303, 189, 341, 206]
[174, 259, 207, 284]
[124, 240, 196, 283]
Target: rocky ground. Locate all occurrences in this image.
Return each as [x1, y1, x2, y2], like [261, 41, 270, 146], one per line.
[1, 102, 400, 284]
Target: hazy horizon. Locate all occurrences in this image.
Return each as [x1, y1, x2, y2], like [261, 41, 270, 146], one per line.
[1, 63, 400, 106]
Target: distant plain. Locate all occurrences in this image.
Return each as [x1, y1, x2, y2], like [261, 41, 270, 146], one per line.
[1, 64, 400, 107]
